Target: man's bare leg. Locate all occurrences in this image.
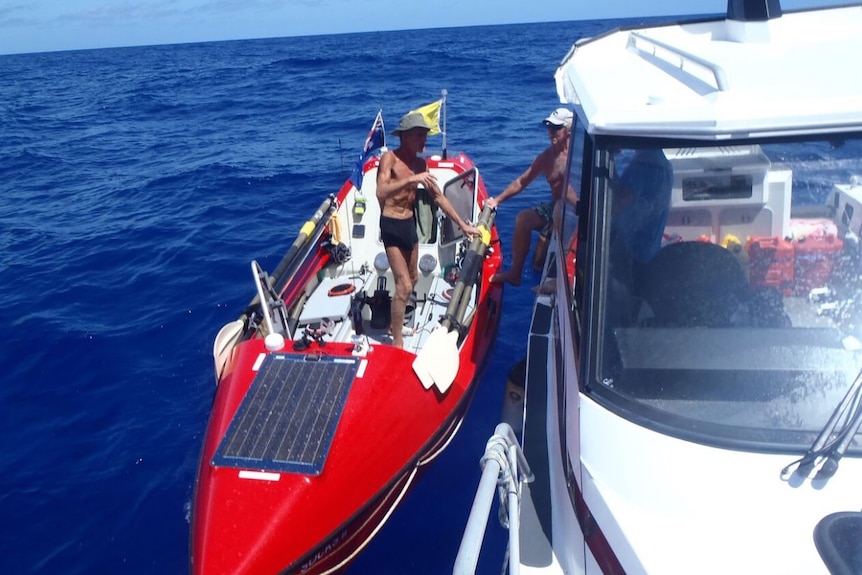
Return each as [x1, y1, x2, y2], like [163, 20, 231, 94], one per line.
[491, 208, 547, 286]
[386, 244, 415, 348]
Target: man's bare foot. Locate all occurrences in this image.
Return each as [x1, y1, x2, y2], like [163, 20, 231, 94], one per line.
[490, 270, 522, 286]
[532, 279, 556, 294]
[388, 326, 416, 348]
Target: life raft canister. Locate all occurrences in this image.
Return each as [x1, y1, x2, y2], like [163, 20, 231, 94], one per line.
[327, 282, 356, 297]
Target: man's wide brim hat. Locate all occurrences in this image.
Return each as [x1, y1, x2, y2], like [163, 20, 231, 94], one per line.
[392, 112, 432, 135]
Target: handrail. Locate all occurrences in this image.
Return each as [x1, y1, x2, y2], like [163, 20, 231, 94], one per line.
[627, 31, 729, 92]
[251, 260, 278, 337]
[453, 423, 533, 575]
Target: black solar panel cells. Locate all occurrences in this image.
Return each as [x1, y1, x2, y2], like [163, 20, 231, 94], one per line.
[213, 353, 357, 475]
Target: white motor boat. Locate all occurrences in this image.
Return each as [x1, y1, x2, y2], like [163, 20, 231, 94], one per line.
[456, 1, 862, 574]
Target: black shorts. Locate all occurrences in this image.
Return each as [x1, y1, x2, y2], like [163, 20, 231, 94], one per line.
[380, 215, 418, 251]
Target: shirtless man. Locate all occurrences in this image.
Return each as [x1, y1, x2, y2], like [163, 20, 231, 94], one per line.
[486, 108, 577, 286]
[376, 111, 479, 348]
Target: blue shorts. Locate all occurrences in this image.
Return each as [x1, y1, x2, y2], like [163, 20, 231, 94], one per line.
[533, 202, 553, 235]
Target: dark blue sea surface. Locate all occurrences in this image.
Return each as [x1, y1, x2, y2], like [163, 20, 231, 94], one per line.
[0, 19, 633, 574]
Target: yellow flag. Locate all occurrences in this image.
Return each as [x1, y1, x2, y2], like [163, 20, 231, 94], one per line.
[410, 100, 441, 136]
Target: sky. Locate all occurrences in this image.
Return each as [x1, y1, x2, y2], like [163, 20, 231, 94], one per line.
[0, 0, 844, 56]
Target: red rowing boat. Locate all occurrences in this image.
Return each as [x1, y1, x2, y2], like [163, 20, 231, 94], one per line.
[191, 101, 503, 574]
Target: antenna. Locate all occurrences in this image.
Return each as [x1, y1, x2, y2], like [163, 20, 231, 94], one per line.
[441, 89, 448, 159]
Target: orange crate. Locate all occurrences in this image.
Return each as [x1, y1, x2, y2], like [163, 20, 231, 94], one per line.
[746, 236, 794, 295]
[793, 233, 843, 294]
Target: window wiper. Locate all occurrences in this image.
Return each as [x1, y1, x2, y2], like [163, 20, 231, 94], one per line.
[782, 367, 862, 480]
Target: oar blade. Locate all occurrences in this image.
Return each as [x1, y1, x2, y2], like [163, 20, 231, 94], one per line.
[415, 364, 436, 390]
[412, 325, 460, 392]
[412, 348, 434, 389]
[430, 329, 460, 393]
[413, 325, 453, 389]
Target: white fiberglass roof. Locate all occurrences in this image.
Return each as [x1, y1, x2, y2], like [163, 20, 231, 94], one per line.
[555, 5, 862, 140]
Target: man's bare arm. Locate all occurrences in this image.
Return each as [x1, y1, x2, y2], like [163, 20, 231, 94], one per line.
[486, 148, 550, 208]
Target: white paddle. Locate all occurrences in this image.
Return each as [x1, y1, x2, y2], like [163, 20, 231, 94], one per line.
[412, 206, 496, 392]
[424, 281, 477, 392]
[414, 327, 459, 389]
[414, 277, 470, 390]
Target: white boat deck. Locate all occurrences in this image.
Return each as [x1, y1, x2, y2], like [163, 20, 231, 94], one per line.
[284, 159, 478, 355]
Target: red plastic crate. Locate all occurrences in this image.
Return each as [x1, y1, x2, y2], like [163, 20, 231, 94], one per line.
[746, 236, 795, 295]
[793, 233, 843, 294]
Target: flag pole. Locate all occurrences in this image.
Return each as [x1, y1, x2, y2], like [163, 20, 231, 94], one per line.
[441, 89, 448, 159]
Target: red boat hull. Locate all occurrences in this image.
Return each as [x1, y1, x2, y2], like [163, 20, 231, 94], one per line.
[191, 151, 503, 574]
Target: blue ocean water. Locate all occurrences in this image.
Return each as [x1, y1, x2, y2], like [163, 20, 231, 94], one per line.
[0, 18, 636, 574]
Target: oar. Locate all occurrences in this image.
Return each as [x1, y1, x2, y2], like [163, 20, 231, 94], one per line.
[413, 206, 496, 392]
[269, 196, 338, 289]
[413, 245, 476, 389]
[414, 273, 476, 391]
[238, 196, 338, 334]
[414, 294, 464, 390]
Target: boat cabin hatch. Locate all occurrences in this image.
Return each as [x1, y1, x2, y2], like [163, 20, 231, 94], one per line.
[439, 167, 479, 245]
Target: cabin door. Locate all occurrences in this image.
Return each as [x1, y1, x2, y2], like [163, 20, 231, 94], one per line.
[440, 167, 479, 247]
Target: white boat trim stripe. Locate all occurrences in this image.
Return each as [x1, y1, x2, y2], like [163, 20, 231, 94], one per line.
[238, 470, 280, 481]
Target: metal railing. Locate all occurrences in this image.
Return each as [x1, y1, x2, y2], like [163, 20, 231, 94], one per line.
[453, 423, 534, 575]
[627, 31, 729, 92]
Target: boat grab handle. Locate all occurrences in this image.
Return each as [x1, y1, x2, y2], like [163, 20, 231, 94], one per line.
[627, 31, 729, 92]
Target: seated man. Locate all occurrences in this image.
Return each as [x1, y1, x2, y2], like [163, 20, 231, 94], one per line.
[612, 148, 674, 265]
[607, 148, 673, 325]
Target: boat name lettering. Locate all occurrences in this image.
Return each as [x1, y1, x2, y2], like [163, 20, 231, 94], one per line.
[299, 529, 348, 573]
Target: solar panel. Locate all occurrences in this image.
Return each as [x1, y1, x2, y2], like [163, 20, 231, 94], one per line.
[213, 353, 357, 475]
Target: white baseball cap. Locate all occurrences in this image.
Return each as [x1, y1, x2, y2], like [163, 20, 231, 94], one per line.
[543, 107, 573, 128]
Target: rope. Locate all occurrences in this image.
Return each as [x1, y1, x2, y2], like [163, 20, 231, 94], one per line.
[481, 433, 517, 529]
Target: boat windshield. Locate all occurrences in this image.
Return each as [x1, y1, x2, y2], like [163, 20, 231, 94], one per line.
[583, 135, 862, 450]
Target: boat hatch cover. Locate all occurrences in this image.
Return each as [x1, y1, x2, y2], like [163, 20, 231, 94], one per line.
[212, 353, 358, 475]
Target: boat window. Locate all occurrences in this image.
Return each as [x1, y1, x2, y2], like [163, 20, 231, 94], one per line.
[843, 202, 854, 229]
[682, 173, 754, 201]
[586, 135, 862, 450]
[414, 186, 438, 243]
[440, 168, 478, 245]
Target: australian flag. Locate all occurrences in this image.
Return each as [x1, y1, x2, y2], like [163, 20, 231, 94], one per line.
[349, 110, 385, 191]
